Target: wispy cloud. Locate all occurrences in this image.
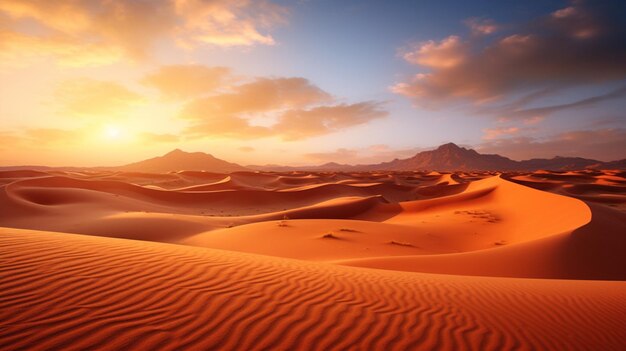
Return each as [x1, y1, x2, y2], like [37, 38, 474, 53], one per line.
[482, 127, 520, 140]
[488, 86, 626, 120]
[0, 0, 288, 66]
[464, 17, 498, 36]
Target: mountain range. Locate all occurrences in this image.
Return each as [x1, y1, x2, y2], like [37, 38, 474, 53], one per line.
[248, 143, 624, 172]
[2, 143, 624, 172]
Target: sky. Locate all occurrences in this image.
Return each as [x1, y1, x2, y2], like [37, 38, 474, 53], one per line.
[0, 0, 625, 166]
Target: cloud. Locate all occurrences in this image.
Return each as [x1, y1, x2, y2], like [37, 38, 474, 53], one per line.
[55, 78, 144, 117]
[180, 77, 332, 122]
[273, 102, 387, 140]
[180, 76, 380, 140]
[482, 127, 520, 140]
[0, 0, 287, 66]
[183, 100, 386, 140]
[477, 128, 626, 161]
[485, 86, 626, 120]
[0, 28, 123, 67]
[465, 18, 498, 35]
[393, 1, 626, 112]
[523, 116, 544, 125]
[142, 65, 231, 100]
[182, 109, 270, 139]
[401, 35, 467, 69]
[173, 0, 288, 47]
[207, 77, 333, 113]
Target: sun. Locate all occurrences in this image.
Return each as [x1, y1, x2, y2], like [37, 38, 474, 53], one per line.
[104, 125, 121, 139]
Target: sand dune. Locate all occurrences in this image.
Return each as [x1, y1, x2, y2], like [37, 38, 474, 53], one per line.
[1, 228, 625, 350]
[185, 175, 604, 275]
[505, 169, 626, 211]
[339, 203, 625, 280]
[1, 169, 625, 349]
[1, 170, 624, 275]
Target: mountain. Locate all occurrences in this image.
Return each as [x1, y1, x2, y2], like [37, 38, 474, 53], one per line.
[249, 143, 623, 172]
[362, 143, 624, 171]
[594, 159, 626, 170]
[119, 149, 249, 173]
[2, 145, 623, 173]
[369, 143, 518, 171]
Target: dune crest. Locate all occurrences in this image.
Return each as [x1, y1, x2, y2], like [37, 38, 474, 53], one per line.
[1, 170, 624, 279]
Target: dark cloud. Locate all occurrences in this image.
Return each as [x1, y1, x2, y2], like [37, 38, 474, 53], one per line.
[480, 86, 626, 120]
[393, 0, 626, 117]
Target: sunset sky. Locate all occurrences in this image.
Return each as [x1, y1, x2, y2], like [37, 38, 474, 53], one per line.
[1, 0, 625, 166]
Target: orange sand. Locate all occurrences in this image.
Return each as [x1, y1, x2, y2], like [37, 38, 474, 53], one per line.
[1, 169, 625, 349]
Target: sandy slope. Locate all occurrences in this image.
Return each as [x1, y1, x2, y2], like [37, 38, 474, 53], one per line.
[1, 228, 625, 351]
[1, 170, 624, 279]
[184, 176, 592, 262]
[1, 169, 625, 349]
[504, 169, 626, 211]
[339, 202, 626, 279]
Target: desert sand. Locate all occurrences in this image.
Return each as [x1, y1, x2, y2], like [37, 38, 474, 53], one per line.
[1, 169, 625, 350]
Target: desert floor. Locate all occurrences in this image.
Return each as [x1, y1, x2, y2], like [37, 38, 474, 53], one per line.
[1, 169, 625, 350]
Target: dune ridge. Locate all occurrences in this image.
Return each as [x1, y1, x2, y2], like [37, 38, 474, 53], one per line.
[1, 170, 624, 279]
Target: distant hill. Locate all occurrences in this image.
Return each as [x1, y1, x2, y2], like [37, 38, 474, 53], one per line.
[588, 158, 626, 170]
[368, 143, 623, 171]
[118, 149, 249, 173]
[250, 143, 624, 172]
[517, 156, 605, 172]
[2, 144, 624, 173]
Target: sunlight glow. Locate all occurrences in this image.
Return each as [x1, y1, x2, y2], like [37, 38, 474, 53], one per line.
[105, 126, 121, 140]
